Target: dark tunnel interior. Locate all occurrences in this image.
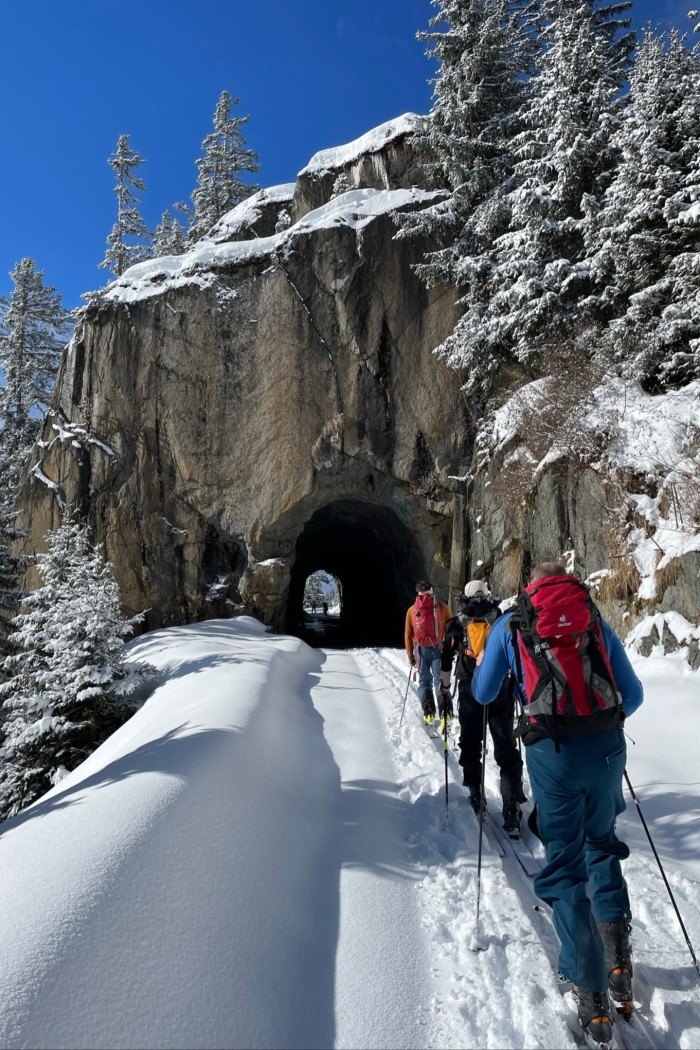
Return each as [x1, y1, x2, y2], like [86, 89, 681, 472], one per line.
[286, 500, 425, 648]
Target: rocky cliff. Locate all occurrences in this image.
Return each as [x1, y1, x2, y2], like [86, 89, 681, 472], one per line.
[466, 374, 700, 650]
[17, 115, 472, 641]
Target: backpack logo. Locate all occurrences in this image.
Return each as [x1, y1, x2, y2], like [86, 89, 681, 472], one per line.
[512, 575, 621, 742]
[414, 592, 440, 648]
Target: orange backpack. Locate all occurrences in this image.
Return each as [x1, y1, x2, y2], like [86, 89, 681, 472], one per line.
[465, 620, 490, 657]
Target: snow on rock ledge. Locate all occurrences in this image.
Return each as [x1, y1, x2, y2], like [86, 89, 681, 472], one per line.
[293, 112, 442, 219]
[204, 183, 296, 245]
[103, 188, 446, 306]
[298, 114, 420, 177]
[627, 612, 700, 669]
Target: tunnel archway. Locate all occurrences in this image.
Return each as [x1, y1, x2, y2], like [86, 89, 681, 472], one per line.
[287, 500, 425, 647]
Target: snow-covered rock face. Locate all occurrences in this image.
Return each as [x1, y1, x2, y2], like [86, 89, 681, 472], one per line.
[469, 376, 700, 635]
[16, 120, 467, 634]
[293, 113, 441, 219]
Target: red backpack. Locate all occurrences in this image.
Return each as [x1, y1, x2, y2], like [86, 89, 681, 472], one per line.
[414, 592, 441, 647]
[510, 575, 621, 746]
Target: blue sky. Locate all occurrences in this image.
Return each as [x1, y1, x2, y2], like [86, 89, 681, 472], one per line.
[0, 0, 694, 311]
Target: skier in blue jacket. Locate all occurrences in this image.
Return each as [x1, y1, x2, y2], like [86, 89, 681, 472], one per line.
[472, 562, 644, 1049]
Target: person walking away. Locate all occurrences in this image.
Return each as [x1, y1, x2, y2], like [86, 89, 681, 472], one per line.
[405, 581, 451, 726]
[472, 562, 644, 1049]
[441, 580, 525, 834]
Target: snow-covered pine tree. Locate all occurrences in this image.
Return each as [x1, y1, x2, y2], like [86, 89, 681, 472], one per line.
[665, 42, 700, 384]
[185, 91, 259, 243]
[397, 0, 535, 395]
[274, 208, 292, 233]
[99, 134, 151, 278]
[0, 257, 66, 677]
[477, 0, 632, 377]
[0, 259, 67, 654]
[153, 209, 187, 256]
[0, 423, 29, 660]
[585, 29, 700, 389]
[0, 257, 69, 430]
[404, 0, 635, 394]
[0, 518, 152, 820]
[304, 573, 326, 609]
[332, 172, 354, 197]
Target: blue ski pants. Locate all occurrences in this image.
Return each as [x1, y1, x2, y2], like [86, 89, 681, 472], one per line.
[416, 645, 442, 714]
[525, 729, 631, 991]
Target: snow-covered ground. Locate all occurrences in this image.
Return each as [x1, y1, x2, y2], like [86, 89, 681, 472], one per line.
[1, 618, 699, 1049]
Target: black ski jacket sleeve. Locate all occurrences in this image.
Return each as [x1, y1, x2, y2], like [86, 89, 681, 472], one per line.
[441, 616, 464, 673]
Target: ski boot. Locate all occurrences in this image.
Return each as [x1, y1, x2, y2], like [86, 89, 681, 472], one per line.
[502, 800, 522, 839]
[598, 921, 633, 1019]
[421, 689, 436, 719]
[466, 784, 484, 816]
[571, 987, 613, 1050]
[439, 711, 453, 734]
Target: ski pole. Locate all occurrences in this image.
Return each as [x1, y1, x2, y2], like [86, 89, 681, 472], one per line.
[624, 769, 700, 979]
[399, 664, 412, 726]
[443, 692, 449, 812]
[472, 703, 489, 952]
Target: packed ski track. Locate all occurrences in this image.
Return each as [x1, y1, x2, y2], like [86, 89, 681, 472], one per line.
[1, 620, 699, 1049]
[362, 646, 696, 1050]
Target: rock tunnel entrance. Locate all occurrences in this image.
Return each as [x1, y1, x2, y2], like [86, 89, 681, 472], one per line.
[286, 500, 424, 648]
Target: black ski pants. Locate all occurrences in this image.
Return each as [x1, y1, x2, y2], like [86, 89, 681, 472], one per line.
[458, 678, 523, 801]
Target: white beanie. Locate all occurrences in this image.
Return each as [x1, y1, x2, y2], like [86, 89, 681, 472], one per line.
[464, 579, 490, 598]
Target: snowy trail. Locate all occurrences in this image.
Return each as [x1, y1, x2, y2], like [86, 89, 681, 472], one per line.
[360, 647, 582, 1050]
[1, 620, 699, 1049]
[365, 646, 700, 1050]
[308, 650, 432, 1049]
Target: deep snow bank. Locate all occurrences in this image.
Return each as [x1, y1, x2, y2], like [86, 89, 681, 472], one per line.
[0, 619, 341, 1050]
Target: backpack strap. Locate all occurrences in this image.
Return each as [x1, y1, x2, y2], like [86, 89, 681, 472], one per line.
[508, 614, 525, 698]
[509, 610, 541, 744]
[513, 593, 570, 752]
[585, 595, 623, 729]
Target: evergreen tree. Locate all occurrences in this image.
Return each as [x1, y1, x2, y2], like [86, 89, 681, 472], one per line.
[274, 208, 292, 233]
[416, 0, 534, 205]
[0, 257, 64, 680]
[0, 257, 67, 644]
[99, 134, 151, 278]
[0, 257, 69, 428]
[397, 0, 535, 393]
[586, 30, 700, 388]
[0, 424, 29, 658]
[476, 0, 632, 379]
[304, 573, 326, 609]
[185, 91, 259, 242]
[153, 209, 187, 256]
[405, 0, 634, 395]
[0, 518, 152, 819]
